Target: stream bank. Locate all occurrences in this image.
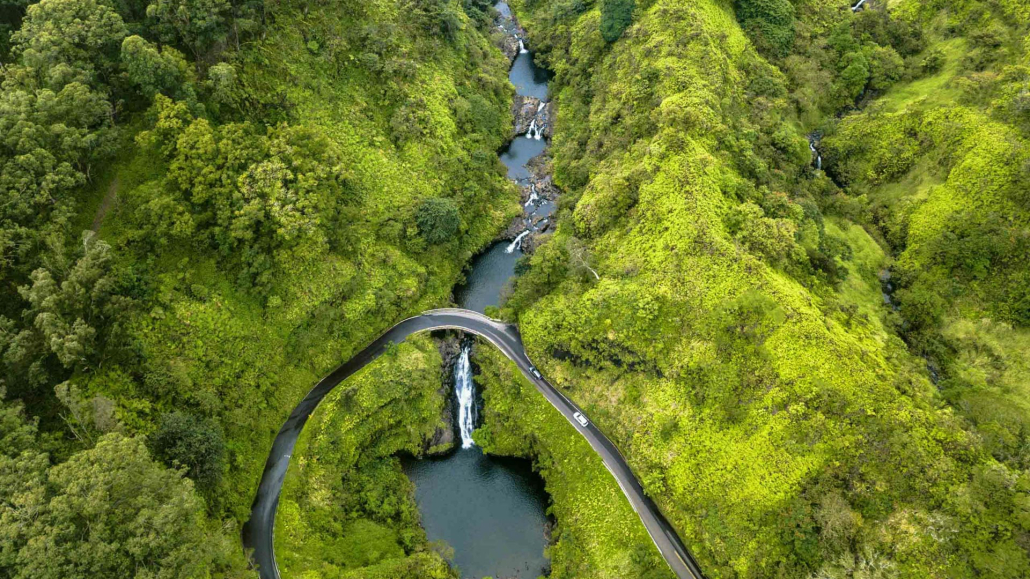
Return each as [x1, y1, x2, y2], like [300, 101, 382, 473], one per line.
[402, 3, 559, 578]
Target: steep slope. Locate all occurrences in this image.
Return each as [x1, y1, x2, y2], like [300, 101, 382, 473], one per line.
[485, 0, 1030, 577]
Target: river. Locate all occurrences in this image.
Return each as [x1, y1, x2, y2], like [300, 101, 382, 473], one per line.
[401, 3, 557, 578]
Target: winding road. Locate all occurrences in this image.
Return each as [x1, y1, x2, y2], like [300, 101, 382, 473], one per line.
[242, 308, 705, 579]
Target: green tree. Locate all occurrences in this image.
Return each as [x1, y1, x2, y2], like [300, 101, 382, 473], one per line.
[836, 51, 870, 101]
[866, 45, 904, 91]
[146, 0, 230, 59]
[151, 411, 226, 492]
[14, 434, 213, 579]
[0, 232, 131, 390]
[120, 35, 196, 103]
[133, 97, 349, 292]
[600, 0, 634, 43]
[11, 0, 127, 80]
[416, 197, 460, 244]
[735, 0, 795, 56]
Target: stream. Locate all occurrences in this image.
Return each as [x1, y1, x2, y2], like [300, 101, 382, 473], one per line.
[401, 4, 557, 578]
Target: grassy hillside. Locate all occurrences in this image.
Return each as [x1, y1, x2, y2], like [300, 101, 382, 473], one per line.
[486, 0, 1030, 576]
[822, 0, 1030, 487]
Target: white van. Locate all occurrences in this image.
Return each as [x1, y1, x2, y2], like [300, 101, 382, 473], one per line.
[573, 412, 589, 427]
[530, 366, 542, 379]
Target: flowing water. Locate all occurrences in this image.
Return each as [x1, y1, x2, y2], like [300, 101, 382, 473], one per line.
[401, 3, 555, 578]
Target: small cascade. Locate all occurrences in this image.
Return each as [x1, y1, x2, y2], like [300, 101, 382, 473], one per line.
[518, 38, 528, 53]
[506, 230, 530, 253]
[525, 118, 543, 140]
[536, 100, 546, 113]
[851, 0, 867, 11]
[525, 185, 539, 207]
[808, 137, 823, 170]
[454, 343, 477, 449]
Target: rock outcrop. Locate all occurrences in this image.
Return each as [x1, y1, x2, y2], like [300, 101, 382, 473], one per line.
[424, 334, 462, 456]
[512, 95, 553, 138]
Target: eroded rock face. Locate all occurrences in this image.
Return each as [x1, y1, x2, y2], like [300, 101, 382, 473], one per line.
[499, 34, 520, 63]
[494, 5, 527, 66]
[425, 334, 462, 456]
[512, 95, 553, 138]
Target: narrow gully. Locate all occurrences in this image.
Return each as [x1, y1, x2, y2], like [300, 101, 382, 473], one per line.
[400, 3, 557, 578]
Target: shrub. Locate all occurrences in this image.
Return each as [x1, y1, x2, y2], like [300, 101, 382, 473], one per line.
[600, 0, 633, 43]
[416, 198, 461, 244]
[150, 411, 226, 491]
[735, 0, 795, 57]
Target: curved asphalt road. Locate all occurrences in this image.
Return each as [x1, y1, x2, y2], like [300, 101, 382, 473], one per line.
[242, 308, 705, 579]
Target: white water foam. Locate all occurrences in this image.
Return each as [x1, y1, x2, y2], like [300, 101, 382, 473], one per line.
[506, 230, 530, 253]
[454, 344, 477, 449]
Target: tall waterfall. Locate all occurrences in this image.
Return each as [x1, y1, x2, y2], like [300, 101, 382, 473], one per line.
[454, 343, 477, 449]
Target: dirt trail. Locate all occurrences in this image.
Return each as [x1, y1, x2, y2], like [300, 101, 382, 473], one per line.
[90, 176, 119, 232]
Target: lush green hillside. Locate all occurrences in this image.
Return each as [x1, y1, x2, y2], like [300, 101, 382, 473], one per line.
[5, 0, 1030, 577]
[489, 0, 1030, 576]
[822, 1, 1030, 478]
[0, 0, 515, 576]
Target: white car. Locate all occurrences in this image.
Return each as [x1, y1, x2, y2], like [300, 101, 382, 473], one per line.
[530, 366, 542, 379]
[573, 412, 589, 427]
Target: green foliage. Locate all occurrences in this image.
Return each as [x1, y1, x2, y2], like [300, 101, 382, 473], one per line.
[416, 197, 461, 245]
[498, 0, 1030, 577]
[130, 95, 351, 292]
[121, 35, 196, 104]
[151, 411, 226, 492]
[274, 336, 455, 578]
[599, 0, 633, 43]
[12, 0, 127, 79]
[0, 403, 243, 579]
[734, 0, 795, 56]
[145, 0, 230, 59]
[0, 232, 131, 392]
[406, 0, 464, 43]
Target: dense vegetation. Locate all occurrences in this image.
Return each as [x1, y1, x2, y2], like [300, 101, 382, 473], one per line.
[492, 0, 1030, 577]
[5, 0, 1030, 577]
[0, 0, 516, 576]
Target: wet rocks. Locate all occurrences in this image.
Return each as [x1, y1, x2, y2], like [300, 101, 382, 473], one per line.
[425, 334, 462, 456]
[494, 4, 527, 65]
[498, 33, 520, 63]
[512, 96, 553, 138]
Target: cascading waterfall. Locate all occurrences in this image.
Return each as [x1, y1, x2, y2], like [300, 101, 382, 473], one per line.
[525, 185, 539, 207]
[518, 38, 528, 53]
[809, 138, 822, 170]
[536, 100, 546, 113]
[526, 118, 541, 140]
[851, 0, 867, 11]
[454, 343, 477, 449]
[506, 230, 530, 253]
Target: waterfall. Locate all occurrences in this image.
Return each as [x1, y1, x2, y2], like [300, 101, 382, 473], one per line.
[506, 230, 529, 253]
[526, 119, 537, 139]
[525, 185, 539, 207]
[454, 343, 477, 449]
[851, 0, 867, 11]
[537, 100, 546, 113]
[809, 139, 822, 170]
[518, 39, 528, 53]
